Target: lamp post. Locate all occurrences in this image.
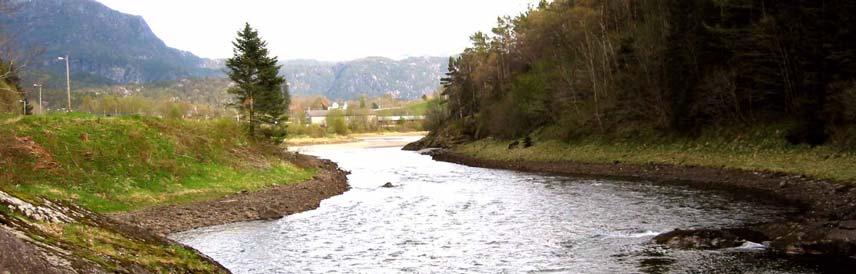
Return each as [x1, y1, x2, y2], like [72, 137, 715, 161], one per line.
[58, 55, 71, 112]
[33, 83, 43, 114]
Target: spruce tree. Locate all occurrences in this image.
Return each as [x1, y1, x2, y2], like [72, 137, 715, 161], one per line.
[226, 23, 288, 137]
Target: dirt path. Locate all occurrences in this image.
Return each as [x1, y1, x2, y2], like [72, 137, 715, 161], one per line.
[432, 150, 856, 257]
[111, 154, 350, 236]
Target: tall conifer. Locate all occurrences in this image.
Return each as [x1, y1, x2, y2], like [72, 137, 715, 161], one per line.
[226, 23, 288, 137]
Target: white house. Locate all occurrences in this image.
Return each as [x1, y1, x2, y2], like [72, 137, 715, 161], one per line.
[306, 109, 330, 126]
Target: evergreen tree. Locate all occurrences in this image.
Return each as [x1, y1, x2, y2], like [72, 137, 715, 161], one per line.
[226, 23, 288, 137]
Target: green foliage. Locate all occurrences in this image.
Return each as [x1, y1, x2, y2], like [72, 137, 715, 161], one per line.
[287, 124, 328, 138]
[326, 109, 349, 135]
[226, 23, 289, 138]
[435, 0, 856, 147]
[0, 113, 314, 213]
[423, 97, 448, 132]
[77, 95, 231, 119]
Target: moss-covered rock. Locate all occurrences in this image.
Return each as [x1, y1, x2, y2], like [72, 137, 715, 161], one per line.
[1, 190, 228, 273]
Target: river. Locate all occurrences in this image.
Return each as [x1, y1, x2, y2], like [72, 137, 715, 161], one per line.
[172, 136, 832, 273]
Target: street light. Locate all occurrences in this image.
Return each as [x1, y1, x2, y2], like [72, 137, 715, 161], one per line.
[58, 55, 71, 112]
[33, 83, 43, 114]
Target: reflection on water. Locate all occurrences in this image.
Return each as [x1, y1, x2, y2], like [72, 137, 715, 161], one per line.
[173, 136, 827, 273]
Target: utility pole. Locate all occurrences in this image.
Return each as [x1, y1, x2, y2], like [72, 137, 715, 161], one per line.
[33, 83, 43, 114]
[58, 55, 71, 112]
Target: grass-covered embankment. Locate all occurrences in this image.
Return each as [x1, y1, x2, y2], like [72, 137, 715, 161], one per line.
[453, 126, 856, 182]
[0, 113, 323, 272]
[1, 113, 315, 213]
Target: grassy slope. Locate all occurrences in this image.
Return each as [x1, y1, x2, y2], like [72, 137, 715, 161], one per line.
[454, 126, 856, 182]
[0, 113, 315, 213]
[0, 113, 317, 272]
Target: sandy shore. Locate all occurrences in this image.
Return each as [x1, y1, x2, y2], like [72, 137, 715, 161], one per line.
[285, 132, 427, 147]
[289, 134, 426, 151]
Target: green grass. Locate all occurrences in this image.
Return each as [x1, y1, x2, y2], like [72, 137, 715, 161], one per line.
[454, 126, 856, 182]
[373, 101, 429, 116]
[0, 113, 315, 212]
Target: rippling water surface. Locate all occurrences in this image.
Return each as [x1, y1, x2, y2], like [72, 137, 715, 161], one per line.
[174, 136, 830, 273]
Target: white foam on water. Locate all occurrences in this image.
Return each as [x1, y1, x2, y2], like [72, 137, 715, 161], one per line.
[604, 230, 663, 239]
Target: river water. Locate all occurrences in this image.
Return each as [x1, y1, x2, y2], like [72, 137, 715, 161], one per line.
[173, 136, 833, 273]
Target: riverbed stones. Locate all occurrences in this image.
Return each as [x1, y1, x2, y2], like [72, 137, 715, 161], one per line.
[840, 220, 856, 230]
[111, 155, 350, 235]
[653, 228, 769, 250]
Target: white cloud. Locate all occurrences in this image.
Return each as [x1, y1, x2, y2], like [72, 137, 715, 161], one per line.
[96, 0, 538, 61]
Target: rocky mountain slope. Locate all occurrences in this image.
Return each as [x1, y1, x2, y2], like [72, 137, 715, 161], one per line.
[0, 0, 446, 100]
[0, 0, 218, 86]
[282, 56, 447, 100]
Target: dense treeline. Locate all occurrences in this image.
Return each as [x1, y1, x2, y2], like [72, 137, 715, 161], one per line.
[433, 0, 856, 147]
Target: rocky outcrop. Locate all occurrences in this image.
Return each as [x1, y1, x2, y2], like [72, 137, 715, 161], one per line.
[653, 228, 769, 250]
[403, 124, 471, 151]
[0, 228, 71, 274]
[0, 190, 229, 273]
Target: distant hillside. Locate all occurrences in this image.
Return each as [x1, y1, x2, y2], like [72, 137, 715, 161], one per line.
[0, 0, 218, 86]
[281, 57, 447, 100]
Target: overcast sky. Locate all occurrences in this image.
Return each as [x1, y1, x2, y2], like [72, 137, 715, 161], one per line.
[96, 0, 538, 61]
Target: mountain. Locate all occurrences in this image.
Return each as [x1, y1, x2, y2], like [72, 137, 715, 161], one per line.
[0, 0, 218, 86]
[0, 0, 446, 100]
[281, 56, 448, 100]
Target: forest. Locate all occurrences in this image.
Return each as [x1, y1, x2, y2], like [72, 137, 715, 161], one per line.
[431, 0, 856, 148]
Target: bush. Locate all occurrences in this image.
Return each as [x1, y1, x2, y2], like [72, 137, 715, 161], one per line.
[259, 125, 289, 143]
[326, 110, 349, 135]
[423, 97, 448, 132]
[287, 124, 327, 138]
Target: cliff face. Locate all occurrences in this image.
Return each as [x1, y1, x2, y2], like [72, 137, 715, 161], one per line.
[1, 0, 218, 85]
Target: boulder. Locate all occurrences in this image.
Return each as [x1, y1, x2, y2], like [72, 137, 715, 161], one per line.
[653, 228, 768, 250]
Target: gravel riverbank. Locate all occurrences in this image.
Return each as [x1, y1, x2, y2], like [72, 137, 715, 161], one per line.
[112, 154, 350, 236]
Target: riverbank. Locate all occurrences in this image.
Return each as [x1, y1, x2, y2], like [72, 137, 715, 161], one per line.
[286, 131, 427, 146]
[421, 141, 856, 257]
[0, 114, 341, 272]
[112, 153, 349, 235]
